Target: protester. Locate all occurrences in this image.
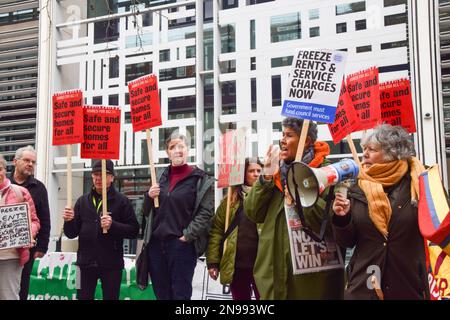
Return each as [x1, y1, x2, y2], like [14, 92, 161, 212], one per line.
[0, 154, 40, 300]
[332, 124, 430, 299]
[9, 146, 51, 300]
[244, 117, 344, 299]
[63, 160, 139, 300]
[206, 157, 263, 300]
[142, 132, 215, 300]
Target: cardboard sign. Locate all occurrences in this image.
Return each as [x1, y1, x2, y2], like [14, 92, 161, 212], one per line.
[217, 128, 246, 189]
[328, 79, 359, 144]
[80, 106, 121, 160]
[427, 244, 450, 300]
[127, 74, 162, 132]
[346, 67, 381, 131]
[281, 49, 347, 123]
[0, 203, 32, 250]
[52, 90, 84, 146]
[380, 79, 416, 133]
[285, 204, 344, 275]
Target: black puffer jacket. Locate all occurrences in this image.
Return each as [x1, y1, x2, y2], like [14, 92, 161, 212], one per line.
[64, 186, 139, 269]
[332, 174, 430, 300]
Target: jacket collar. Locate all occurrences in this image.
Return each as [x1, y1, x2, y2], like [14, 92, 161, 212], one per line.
[9, 173, 37, 187]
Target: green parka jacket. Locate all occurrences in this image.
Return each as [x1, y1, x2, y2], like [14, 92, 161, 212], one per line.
[244, 169, 345, 300]
[206, 199, 241, 284]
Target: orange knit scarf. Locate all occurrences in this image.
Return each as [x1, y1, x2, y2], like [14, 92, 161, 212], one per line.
[358, 157, 425, 238]
[274, 141, 330, 192]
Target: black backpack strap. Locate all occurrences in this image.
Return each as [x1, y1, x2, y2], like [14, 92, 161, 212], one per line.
[219, 200, 244, 254]
[291, 163, 335, 242]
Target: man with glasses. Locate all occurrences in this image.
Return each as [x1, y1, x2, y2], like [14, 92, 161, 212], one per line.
[10, 145, 51, 300]
[63, 160, 139, 300]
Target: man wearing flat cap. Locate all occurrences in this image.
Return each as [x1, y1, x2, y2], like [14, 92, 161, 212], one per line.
[62, 160, 139, 300]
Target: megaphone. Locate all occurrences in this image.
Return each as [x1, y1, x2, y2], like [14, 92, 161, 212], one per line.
[286, 158, 359, 208]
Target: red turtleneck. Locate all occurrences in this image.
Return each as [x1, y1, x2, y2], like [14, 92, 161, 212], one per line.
[169, 164, 193, 191]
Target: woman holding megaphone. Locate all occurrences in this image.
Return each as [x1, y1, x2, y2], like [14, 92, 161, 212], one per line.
[332, 124, 429, 300]
[244, 117, 345, 300]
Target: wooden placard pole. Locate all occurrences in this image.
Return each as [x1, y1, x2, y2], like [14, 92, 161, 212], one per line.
[371, 275, 384, 300]
[146, 129, 159, 208]
[295, 120, 310, 162]
[346, 134, 361, 167]
[60, 144, 73, 238]
[102, 159, 108, 234]
[223, 186, 233, 254]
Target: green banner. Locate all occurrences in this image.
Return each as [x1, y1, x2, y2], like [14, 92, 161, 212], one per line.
[28, 252, 155, 300]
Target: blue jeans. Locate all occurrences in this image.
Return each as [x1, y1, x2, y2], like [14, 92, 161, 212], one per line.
[147, 237, 197, 300]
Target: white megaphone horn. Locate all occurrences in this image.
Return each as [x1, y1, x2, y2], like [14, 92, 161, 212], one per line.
[286, 158, 359, 208]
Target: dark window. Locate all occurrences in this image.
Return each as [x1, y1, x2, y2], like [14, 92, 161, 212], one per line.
[168, 95, 196, 119]
[271, 13, 301, 43]
[271, 56, 293, 68]
[355, 19, 367, 30]
[246, 0, 274, 5]
[142, 11, 152, 27]
[109, 94, 118, 106]
[310, 26, 320, 37]
[223, 0, 238, 9]
[384, 13, 407, 26]
[272, 75, 281, 106]
[384, 0, 407, 7]
[251, 78, 257, 112]
[336, 22, 347, 33]
[0, 8, 39, 26]
[250, 20, 256, 49]
[159, 49, 170, 62]
[222, 81, 236, 114]
[380, 40, 408, 50]
[94, 19, 119, 44]
[221, 24, 236, 53]
[93, 96, 102, 105]
[159, 65, 195, 81]
[220, 60, 236, 73]
[126, 62, 152, 84]
[336, 1, 366, 15]
[356, 45, 372, 53]
[204, 0, 213, 22]
[109, 56, 119, 78]
[186, 45, 196, 58]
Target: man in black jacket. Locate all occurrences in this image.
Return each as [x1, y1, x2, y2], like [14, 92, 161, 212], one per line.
[63, 160, 139, 300]
[10, 146, 51, 300]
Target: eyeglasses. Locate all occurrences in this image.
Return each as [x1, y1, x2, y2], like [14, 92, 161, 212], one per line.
[20, 158, 36, 165]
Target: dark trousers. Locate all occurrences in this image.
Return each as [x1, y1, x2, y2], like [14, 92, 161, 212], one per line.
[77, 267, 122, 300]
[230, 268, 260, 300]
[147, 238, 197, 300]
[19, 249, 36, 300]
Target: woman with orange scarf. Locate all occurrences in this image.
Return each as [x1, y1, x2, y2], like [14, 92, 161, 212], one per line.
[332, 124, 430, 300]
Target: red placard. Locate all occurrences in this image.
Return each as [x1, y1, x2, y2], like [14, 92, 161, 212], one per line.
[346, 67, 381, 131]
[127, 74, 162, 132]
[328, 80, 359, 144]
[80, 106, 121, 160]
[217, 129, 246, 189]
[52, 90, 84, 145]
[380, 79, 416, 133]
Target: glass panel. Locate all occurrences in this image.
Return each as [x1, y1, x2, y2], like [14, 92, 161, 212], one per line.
[271, 13, 301, 43]
[220, 24, 236, 53]
[272, 75, 281, 106]
[336, 1, 366, 15]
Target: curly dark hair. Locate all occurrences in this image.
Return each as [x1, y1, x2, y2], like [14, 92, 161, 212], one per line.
[282, 117, 318, 143]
